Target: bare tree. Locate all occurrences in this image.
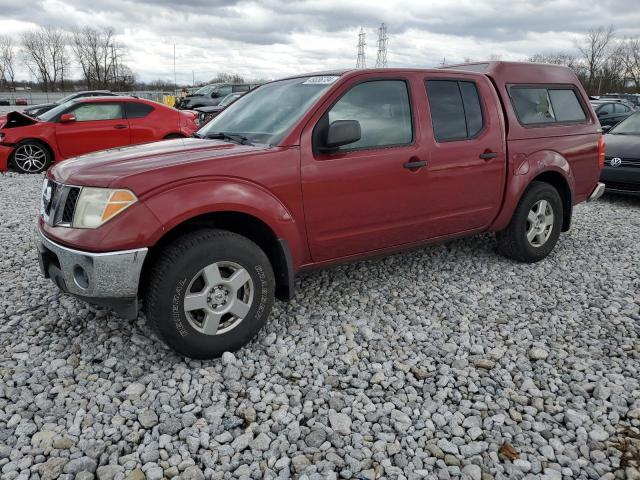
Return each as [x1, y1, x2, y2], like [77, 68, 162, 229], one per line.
[619, 37, 640, 89]
[576, 25, 615, 94]
[72, 27, 128, 89]
[22, 26, 70, 91]
[0, 35, 17, 90]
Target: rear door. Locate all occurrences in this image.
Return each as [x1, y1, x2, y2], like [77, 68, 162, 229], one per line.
[55, 102, 130, 158]
[418, 73, 506, 237]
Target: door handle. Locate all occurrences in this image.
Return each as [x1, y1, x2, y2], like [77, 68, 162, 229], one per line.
[403, 160, 427, 169]
[114, 124, 128, 130]
[479, 152, 497, 160]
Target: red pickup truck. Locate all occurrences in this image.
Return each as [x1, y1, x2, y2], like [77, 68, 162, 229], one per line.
[36, 62, 605, 359]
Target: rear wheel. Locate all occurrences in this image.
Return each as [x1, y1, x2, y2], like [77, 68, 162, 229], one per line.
[11, 141, 51, 173]
[144, 229, 275, 359]
[496, 181, 563, 263]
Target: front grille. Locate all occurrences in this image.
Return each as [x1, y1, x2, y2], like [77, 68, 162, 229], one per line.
[605, 157, 640, 168]
[61, 187, 80, 223]
[41, 180, 82, 226]
[605, 181, 640, 192]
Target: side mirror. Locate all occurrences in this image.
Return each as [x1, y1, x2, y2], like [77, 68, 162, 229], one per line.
[211, 92, 220, 98]
[325, 120, 361, 149]
[597, 110, 607, 117]
[601, 124, 612, 132]
[60, 113, 76, 123]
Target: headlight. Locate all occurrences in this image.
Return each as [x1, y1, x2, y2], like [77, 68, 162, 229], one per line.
[73, 187, 138, 229]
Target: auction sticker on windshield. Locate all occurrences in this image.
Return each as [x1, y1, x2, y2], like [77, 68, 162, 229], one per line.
[303, 76, 340, 85]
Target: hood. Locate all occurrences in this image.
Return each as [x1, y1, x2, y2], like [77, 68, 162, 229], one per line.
[51, 137, 271, 191]
[0, 111, 39, 129]
[604, 133, 640, 159]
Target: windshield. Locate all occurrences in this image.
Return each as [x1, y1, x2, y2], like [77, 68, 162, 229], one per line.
[220, 93, 240, 107]
[198, 76, 339, 145]
[194, 85, 216, 96]
[610, 112, 640, 134]
[38, 101, 75, 121]
[56, 93, 79, 105]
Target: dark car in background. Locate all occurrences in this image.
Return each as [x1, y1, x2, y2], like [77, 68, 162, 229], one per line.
[591, 100, 634, 128]
[0, 98, 9, 106]
[194, 92, 246, 125]
[176, 83, 259, 109]
[601, 93, 640, 109]
[601, 112, 640, 196]
[23, 90, 117, 117]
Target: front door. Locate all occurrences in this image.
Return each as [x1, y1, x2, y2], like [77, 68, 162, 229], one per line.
[56, 102, 130, 158]
[300, 76, 434, 262]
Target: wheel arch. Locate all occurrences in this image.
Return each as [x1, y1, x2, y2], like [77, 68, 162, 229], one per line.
[530, 170, 572, 232]
[491, 150, 575, 232]
[140, 211, 295, 302]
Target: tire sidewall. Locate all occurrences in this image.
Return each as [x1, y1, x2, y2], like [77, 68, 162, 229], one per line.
[516, 184, 563, 261]
[151, 233, 274, 358]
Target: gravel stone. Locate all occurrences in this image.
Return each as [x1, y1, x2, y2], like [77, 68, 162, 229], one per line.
[0, 174, 638, 480]
[138, 409, 159, 428]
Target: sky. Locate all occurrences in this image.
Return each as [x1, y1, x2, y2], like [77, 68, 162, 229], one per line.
[1, 0, 639, 84]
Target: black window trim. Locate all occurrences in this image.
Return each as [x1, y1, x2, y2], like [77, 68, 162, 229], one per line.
[123, 101, 155, 119]
[424, 77, 487, 143]
[313, 77, 416, 155]
[508, 84, 589, 128]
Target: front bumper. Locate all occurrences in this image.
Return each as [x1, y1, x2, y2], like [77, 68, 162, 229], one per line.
[600, 166, 640, 196]
[0, 144, 12, 172]
[35, 228, 148, 319]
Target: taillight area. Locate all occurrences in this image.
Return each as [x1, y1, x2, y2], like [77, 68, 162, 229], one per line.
[597, 135, 605, 169]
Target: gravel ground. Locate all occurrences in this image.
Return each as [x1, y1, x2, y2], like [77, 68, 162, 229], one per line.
[0, 172, 639, 480]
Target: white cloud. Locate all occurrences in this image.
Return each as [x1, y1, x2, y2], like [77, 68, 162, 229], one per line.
[1, 0, 637, 83]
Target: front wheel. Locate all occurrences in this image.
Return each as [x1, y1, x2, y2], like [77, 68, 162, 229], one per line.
[145, 229, 275, 359]
[11, 141, 51, 173]
[496, 181, 563, 263]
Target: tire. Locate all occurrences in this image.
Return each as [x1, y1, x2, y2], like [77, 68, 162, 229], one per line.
[164, 133, 185, 139]
[496, 181, 563, 263]
[11, 140, 51, 174]
[145, 229, 275, 359]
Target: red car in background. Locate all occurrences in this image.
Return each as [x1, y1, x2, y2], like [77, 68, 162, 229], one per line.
[0, 97, 198, 173]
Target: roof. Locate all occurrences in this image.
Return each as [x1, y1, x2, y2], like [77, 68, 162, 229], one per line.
[72, 95, 144, 103]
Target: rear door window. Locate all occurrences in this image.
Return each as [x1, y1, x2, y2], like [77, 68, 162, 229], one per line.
[426, 80, 485, 141]
[510, 86, 586, 125]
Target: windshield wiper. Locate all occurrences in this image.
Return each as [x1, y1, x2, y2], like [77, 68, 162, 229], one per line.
[203, 132, 252, 145]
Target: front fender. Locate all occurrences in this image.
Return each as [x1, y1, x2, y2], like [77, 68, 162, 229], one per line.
[490, 150, 574, 232]
[143, 178, 306, 267]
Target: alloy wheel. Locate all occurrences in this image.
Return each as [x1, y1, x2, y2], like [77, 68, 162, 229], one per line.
[13, 144, 47, 173]
[526, 199, 554, 247]
[183, 261, 254, 335]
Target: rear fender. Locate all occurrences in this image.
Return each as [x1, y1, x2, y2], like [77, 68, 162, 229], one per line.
[490, 150, 574, 232]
